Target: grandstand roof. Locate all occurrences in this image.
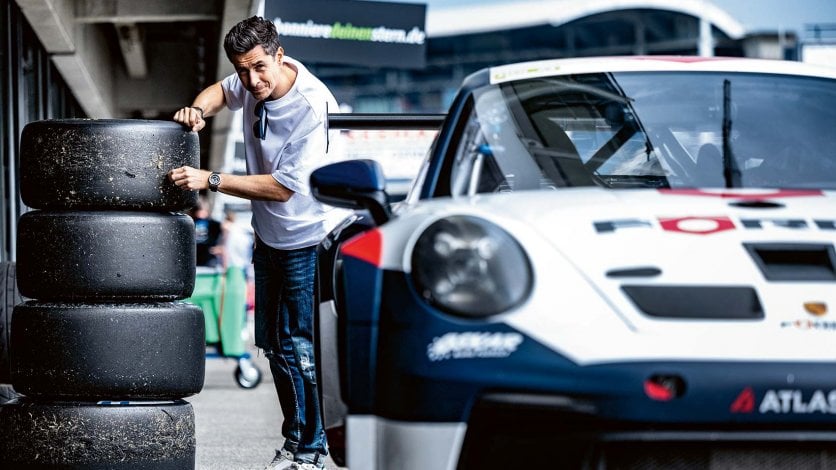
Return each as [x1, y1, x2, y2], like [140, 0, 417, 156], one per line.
[426, 0, 746, 39]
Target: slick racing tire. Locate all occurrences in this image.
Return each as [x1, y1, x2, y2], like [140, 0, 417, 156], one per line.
[11, 301, 204, 399]
[16, 210, 195, 301]
[0, 261, 24, 384]
[19, 119, 198, 211]
[0, 399, 195, 469]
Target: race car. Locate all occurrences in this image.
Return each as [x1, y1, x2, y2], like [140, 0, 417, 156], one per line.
[312, 56, 836, 470]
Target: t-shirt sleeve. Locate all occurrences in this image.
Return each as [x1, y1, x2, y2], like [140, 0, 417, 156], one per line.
[271, 115, 328, 197]
[221, 74, 245, 111]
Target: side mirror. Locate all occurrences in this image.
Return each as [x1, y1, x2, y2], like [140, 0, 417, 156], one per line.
[311, 159, 391, 224]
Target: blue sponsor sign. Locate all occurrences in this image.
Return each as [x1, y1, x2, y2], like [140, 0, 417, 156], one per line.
[266, 0, 427, 68]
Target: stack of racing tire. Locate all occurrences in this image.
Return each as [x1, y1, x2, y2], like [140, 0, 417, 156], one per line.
[0, 260, 24, 403]
[0, 120, 206, 469]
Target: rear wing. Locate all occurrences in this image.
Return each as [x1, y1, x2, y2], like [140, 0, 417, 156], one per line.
[324, 113, 445, 201]
[326, 113, 446, 131]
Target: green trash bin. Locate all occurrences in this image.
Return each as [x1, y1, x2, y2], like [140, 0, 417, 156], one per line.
[185, 266, 261, 388]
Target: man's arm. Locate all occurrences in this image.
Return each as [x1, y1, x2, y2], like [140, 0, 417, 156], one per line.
[168, 80, 294, 201]
[168, 167, 294, 202]
[173, 82, 226, 132]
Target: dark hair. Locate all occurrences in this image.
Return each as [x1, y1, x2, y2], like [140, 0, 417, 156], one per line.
[223, 16, 281, 60]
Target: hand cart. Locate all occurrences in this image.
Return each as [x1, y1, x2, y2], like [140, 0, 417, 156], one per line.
[186, 266, 262, 388]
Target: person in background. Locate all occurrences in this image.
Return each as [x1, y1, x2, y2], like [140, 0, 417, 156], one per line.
[191, 196, 223, 268]
[221, 209, 254, 276]
[221, 208, 256, 318]
[169, 15, 345, 470]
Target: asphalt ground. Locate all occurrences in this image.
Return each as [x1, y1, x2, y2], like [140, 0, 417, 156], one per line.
[191, 339, 345, 470]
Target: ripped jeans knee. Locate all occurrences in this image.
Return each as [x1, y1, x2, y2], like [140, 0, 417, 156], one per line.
[293, 338, 318, 384]
[262, 342, 317, 384]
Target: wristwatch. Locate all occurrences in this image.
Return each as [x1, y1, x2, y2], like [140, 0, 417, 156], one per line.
[208, 172, 221, 192]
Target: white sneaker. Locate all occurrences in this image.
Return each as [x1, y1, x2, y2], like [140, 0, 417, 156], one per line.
[265, 448, 295, 470]
[291, 464, 324, 470]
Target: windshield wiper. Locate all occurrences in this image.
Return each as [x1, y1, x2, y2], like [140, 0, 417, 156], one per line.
[722, 79, 742, 188]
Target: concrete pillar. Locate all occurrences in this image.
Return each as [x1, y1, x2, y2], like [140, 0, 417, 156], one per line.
[208, 0, 257, 176]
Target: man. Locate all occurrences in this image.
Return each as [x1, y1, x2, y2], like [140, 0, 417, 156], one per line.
[170, 16, 343, 470]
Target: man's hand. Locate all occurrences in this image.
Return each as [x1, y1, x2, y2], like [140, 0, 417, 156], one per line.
[173, 107, 206, 132]
[169, 166, 211, 191]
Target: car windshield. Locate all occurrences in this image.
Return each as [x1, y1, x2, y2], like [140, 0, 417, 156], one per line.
[449, 71, 836, 195]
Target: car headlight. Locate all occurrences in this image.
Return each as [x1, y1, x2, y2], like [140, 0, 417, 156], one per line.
[410, 215, 532, 317]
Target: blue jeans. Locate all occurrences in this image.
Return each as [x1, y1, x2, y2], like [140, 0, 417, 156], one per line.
[253, 238, 327, 465]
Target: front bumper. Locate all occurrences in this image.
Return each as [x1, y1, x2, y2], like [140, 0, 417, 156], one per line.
[348, 393, 836, 470]
[458, 392, 836, 469]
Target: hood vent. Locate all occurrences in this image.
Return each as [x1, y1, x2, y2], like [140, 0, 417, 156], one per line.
[729, 200, 784, 209]
[745, 243, 836, 282]
[622, 285, 763, 320]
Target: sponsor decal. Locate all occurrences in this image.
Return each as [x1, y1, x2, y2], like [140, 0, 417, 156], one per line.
[805, 302, 828, 316]
[730, 387, 756, 413]
[659, 216, 736, 235]
[632, 56, 735, 63]
[266, 0, 427, 68]
[731, 387, 836, 414]
[491, 64, 562, 84]
[595, 217, 836, 235]
[96, 400, 175, 406]
[427, 332, 523, 361]
[780, 320, 836, 331]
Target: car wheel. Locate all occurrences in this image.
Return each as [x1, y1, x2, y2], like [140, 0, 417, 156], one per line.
[16, 210, 195, 301]
[11, 301, 204, 400]
[19, 119, 198, 211]
[0, 399, 195, 469]
[0, 261, 24, 384]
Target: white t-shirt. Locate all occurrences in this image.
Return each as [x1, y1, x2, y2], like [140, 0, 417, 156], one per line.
[221, 56, 346, 250]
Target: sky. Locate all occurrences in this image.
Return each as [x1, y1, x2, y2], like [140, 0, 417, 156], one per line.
[382, 0, 836, 40]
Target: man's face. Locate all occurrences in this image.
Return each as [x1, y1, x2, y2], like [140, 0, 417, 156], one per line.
[231, 45, 283, 101]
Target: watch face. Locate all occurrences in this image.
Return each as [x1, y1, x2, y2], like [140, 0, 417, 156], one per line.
[209, 173, 221, 186]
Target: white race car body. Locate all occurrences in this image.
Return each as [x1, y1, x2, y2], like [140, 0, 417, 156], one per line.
[312, 56, 836, 470]
[379, 188, 836, 364]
